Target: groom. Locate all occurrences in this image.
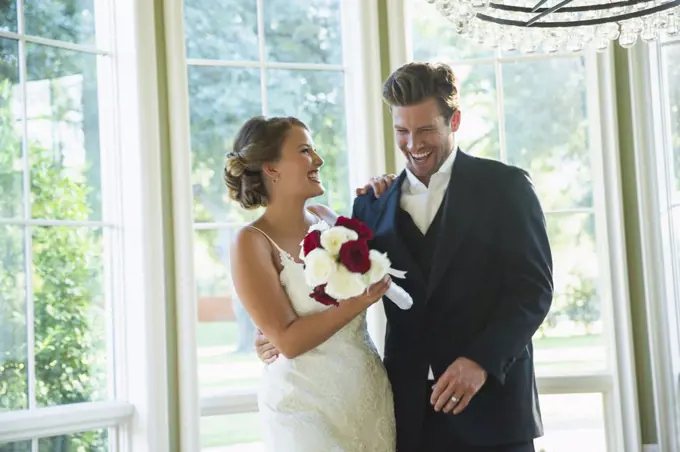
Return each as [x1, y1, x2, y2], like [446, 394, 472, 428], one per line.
[257, 62, 553, 452]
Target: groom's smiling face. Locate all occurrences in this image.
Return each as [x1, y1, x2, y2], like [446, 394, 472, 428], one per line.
[392, 97, 461, 186]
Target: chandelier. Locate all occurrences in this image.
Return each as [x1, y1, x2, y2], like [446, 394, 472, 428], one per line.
[425, 0, 680, 53]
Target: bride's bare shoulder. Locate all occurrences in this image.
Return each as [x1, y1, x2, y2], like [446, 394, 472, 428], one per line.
[232, 224, 271, 255]
[307, 204, 338, 225]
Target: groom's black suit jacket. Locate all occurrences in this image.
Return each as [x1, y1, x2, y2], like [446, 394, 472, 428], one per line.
[352, 151, 554, 451]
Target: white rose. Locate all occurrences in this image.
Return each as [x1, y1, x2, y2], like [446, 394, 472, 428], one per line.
[364, 249, 392, 285]
[303, 248, 336, 287]
[320, 226, 358, 256]
[325, 265, 367, 300]
[299, 222, 331, 260]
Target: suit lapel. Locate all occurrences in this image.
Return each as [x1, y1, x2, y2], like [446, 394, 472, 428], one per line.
[426, 151, 479, 300]
[371, 171, 427, 288]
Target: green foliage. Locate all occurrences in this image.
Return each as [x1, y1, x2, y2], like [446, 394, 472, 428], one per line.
[184, 0, 349, 226]
[665, 45, 680, 192]
[0, 78, 106, 450]
[183, 0, 607, 342]
[410, 3, 601, 335]
[0, 0, 106, 446]
[184, 1, 351, 329]
[21, 1, 94, 46]
[0, 1, 17, 32]
[5, 2, 658, 446]
[535, 310, 559, 338]
[0, 80, 29, 412]
[563, 272, 600, 334]
[31, 148, 106, 410]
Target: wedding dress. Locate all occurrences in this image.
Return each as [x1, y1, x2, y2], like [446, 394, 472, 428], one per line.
[252, 225, 396, 452]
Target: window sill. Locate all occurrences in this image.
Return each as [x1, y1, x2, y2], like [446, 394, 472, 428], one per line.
[201, 390, 258, 417]
[0, 401, 135, 443]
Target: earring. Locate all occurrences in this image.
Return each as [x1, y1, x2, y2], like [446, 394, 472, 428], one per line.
[273, 175, 280, 184]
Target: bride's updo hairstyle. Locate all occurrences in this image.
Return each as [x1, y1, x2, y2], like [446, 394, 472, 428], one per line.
[224, 116, 308, 209]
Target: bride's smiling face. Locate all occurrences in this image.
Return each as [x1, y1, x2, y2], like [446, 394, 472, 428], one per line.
[265, 125, 325, 201]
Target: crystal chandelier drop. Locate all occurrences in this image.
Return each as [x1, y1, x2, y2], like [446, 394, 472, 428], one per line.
[425, 0, 680, 54]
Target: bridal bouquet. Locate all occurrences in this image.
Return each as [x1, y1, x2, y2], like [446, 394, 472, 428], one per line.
[300, 216, 413, 310]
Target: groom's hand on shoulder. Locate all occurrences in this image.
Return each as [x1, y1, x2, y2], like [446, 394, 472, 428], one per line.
[255, 329, 280, 364]
[355, 174, 397, 198]
[431, 357, 488, 415]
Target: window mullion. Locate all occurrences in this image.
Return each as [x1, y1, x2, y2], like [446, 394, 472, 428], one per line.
[16, 0, 37, 416]
[495, 59, 508, 164]
[648, 41, 680, 452]
[16, 0, 24, 35]
[256, 0, 268, 116]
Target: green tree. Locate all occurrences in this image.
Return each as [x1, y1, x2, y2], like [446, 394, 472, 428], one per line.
[0, 80, 106, 451]
[411, 2, 601, 336]
[1, 0, 106, 449]
[0, 80, 27, 413]
[666, 45, 680, 192]
[0, 0, 18, 32]
[1, 0, 102, 219]
[563, 272, 599, 335]
[184, 0, 350, 356]
[184, 0, 349, 224]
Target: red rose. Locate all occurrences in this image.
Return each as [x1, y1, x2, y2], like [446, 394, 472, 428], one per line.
[336, 216, 374, 240]
[302, 230, 322, 256]
[310, 284, 338, 306]
[338, 239, 371, 274]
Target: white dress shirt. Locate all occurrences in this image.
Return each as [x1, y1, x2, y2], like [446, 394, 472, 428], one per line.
[399, 148, 457, 380]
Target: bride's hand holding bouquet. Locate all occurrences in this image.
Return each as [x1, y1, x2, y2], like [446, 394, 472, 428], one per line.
[301, 216, 413, 310]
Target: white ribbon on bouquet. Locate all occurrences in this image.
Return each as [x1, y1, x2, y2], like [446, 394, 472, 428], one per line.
[384, 269, 413, 310]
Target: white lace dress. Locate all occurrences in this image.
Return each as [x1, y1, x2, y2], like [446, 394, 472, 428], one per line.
[253, 226, 396, 452]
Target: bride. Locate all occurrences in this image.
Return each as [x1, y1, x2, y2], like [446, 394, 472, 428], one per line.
[226, 115, 397, 451]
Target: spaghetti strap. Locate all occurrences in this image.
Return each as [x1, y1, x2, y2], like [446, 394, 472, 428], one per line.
[247, 225, 285, 254]
[249, 226, 301, 265]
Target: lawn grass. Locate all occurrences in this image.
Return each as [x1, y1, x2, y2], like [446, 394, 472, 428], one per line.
[534, 333, 604, 349]
[201, 412, 261, 448]
[197, 322, 240, 348]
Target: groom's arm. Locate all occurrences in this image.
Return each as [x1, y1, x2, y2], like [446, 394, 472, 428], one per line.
[462, 169, 553, 385]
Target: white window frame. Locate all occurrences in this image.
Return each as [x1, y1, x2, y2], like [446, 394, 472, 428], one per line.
[384, 1, 641, 451]
[0, 0, 171, 450]
[163, 0, 387, 450]
[638, 36, 680, 452]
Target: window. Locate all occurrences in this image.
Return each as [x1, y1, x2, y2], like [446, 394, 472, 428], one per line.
[661, 41, 680, 243]
[0, 2, 113, 446]
[536, 393, 607, 452]
[658, 36, 680, 452]
[2, 429, 112, 452]
[175, 0, 384, 449]
[644, 34, 680, 451]
[407, 0, 602, 376]
[1, 1, 169, 450]
[386, 0, 639, 449]
[185, 0, 349, 400]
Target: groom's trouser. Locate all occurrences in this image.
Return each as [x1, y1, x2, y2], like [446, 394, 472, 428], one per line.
[419, 382, 535, 452]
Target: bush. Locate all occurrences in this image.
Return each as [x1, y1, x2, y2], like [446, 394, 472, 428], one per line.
[0, 79, 106, 451]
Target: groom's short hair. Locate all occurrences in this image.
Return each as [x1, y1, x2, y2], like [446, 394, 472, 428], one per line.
[382, 62, 460, 122]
